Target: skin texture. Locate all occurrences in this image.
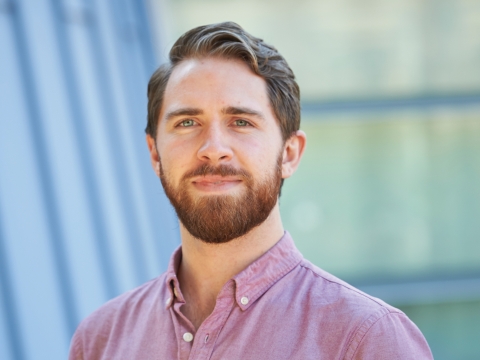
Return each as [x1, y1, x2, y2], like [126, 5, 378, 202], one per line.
[146, 57, 306, 329]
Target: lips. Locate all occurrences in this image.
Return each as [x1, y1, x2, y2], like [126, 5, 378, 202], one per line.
[192, 175, 241, 184]
[191, 175, 242, 192]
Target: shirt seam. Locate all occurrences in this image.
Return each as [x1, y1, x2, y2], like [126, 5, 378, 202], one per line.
[299, 263, 398, 309]
[299, 263, 407, 360]
[344, 311, 405, 360]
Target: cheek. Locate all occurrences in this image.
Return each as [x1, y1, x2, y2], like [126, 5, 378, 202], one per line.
[236, 136, 282, 176]
[157, 140, 192, 182]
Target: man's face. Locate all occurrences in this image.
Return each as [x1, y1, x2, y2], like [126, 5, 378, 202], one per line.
[153, 57, 285, 243]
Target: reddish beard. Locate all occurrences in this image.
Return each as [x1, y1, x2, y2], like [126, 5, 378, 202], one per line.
[159, 154, 283, 244]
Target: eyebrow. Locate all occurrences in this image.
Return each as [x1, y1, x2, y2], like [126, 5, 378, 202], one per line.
[222, 106, 265, 120]
[164, 108, 204, 122]
[163, 106, 265, 122]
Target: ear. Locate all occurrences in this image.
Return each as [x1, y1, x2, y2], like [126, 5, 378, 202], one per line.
[281, 130, 306, 179]
[146, 134, 161, 178]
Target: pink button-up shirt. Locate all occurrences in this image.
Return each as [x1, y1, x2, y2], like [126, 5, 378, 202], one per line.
[69, 232, 433, 359]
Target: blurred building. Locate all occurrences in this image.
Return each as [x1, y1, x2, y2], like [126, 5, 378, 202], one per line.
[1, 0, 480, 359]
[162, 0, 480, 359]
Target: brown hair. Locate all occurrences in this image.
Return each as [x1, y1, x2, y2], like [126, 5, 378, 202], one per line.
[146, 21, 300, 141]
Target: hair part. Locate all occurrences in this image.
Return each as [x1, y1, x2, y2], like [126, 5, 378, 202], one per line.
[146, 21, 300, 142]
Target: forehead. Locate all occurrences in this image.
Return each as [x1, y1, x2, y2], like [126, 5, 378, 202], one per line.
[160, 57, 275, 118]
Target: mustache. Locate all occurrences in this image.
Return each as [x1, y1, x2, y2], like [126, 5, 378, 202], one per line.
[182, 163, 251, 181]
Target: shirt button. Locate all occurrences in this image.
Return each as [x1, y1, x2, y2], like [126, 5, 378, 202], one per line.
[165, 297, 171, 306]
[240, 296, 249, 305]
[183, 332, 194, 342]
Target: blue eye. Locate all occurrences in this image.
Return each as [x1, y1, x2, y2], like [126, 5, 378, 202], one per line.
[180, 119, 195, 127]
[235, 119, 249, 126]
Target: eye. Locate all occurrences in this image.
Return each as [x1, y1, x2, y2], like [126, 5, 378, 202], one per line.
[178, 119, 196, 127]
[234, 119, 250, 127]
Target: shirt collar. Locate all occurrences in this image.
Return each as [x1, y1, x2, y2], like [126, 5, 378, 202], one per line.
[164, 231, 303, 310]
[165, 245, 183, 308]
[232, 231, 303, 310]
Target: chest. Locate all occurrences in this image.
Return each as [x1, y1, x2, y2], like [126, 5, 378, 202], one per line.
[162, 298, 350, 360]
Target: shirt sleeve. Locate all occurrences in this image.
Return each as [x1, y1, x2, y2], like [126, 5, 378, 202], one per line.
[346, 311, 433, 360]
[68, 325, 85, 360]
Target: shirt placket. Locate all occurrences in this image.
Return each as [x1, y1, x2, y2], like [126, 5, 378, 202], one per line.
[186, 280, 236, 360]
[167, 288, 196, 360]
[171, 305, 195, 359]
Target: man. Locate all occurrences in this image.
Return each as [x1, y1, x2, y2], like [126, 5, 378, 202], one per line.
[69, 22, 433, 359]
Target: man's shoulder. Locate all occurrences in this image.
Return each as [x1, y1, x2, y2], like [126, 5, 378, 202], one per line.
[75, 273, 168, 339]
[282, 259, 433, 358]
[292, 258, 403, 321]
[69, 273, 170, 359]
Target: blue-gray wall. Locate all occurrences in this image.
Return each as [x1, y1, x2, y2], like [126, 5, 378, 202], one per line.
[0, 1, 179, 359]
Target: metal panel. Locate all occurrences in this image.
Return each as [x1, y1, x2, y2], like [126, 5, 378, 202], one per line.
[0, 209, 24, 360]
[97, 0, 180, 269]
[1, 2, 71, 358]
[0, 9, 22, 360]
[0, 0, 178, 359]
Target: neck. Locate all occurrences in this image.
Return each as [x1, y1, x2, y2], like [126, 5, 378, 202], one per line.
[177, 202, 284, 330]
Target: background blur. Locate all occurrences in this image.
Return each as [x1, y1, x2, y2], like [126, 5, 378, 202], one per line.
[1, 0, 479, 359]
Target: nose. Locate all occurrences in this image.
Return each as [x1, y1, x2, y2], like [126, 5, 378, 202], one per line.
[197, 124, 233, 164]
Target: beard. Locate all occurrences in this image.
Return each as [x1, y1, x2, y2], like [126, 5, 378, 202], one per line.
[159, 153, 283, 244]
